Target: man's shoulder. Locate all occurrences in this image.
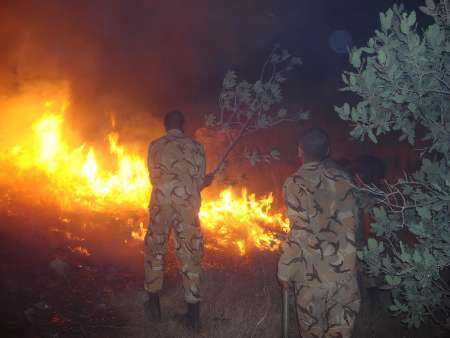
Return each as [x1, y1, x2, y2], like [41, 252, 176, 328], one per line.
[285, 162, 353, 189]
[290, 162, 322, 184]
[324, 166, 352, 182]
[149, 135, 204, 159]
[283, 170, 308, 191]
[182, 135, 202, 147]
[148, 135, 168, 151]
[320, 159, 353, 183]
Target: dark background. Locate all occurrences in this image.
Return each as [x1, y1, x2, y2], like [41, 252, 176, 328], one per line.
[0, 0, 426, 193]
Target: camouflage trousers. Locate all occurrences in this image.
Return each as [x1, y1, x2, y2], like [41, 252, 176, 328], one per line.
[144, 201, 203, 304]
[294, 278, 360, 338]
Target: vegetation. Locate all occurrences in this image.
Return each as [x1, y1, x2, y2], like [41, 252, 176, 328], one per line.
[336, 0, 450, 328]
[205, 46, 308, 173]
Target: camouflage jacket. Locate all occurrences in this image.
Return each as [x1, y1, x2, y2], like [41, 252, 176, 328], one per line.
[147, 129, 206, 206]
[277, 161, 359, 286]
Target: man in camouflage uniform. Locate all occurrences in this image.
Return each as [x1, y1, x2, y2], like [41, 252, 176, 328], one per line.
[278, 128, 360, 338]
[144, 110, 213, 330]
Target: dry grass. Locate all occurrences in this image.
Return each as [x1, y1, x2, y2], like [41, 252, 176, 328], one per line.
[0, 201, 448, 338]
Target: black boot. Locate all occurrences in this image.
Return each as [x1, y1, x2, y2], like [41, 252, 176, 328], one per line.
[144, 292, 161, 321]
[188, 302, 200, 332]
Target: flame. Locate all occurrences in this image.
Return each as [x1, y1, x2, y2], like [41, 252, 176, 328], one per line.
[0, 97, 288, 255]
[5, 101, 149, 211]
[200, 189, 289, 254]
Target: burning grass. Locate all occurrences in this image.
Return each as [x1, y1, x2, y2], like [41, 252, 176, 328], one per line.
[0, 96, 288, 257]
[1, 94, 447, 338]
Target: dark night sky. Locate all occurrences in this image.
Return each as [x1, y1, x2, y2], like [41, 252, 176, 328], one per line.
[0, 0, 425, 138]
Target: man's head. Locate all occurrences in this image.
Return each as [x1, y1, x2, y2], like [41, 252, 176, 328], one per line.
[298, 128, 330, 163]
[164, 110, 185, 132]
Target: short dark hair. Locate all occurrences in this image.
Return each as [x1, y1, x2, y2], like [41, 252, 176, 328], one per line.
[300, 128, 329, 161]
[164, 110, 185, 131]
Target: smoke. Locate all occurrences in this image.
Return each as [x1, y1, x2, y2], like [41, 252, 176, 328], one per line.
[0, 0, 424, 178]
[0, 0, 289, 141]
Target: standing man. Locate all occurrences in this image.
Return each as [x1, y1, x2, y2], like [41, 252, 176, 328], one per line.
[144, 110, 213, 330]
[278, 128, 360, 338]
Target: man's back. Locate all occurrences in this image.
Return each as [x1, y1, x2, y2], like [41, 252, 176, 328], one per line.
[279, 161, 358, 286]
[144, 111, 210, 329]
[148, 129, 205, 201]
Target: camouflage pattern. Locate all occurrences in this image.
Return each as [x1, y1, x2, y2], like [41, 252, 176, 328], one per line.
[144, 129, 205, 304]
[278, 161, 360, 338]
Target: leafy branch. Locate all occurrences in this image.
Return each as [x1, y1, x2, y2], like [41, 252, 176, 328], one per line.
[205, 46, 308, 174]
[337, 1, 450, 328]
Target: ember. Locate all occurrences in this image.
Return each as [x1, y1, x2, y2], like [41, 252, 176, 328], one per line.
[0, 96, 288, 256]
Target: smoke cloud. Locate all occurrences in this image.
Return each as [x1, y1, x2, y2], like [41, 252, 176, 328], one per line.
[0, 0, 424, 180]
[0, 0, 292, 139]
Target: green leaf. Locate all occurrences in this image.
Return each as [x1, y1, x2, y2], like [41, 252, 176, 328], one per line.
[343, 103, 351, 118]
[351, 49, 363, 68]
[378, 50, 387, 64]
[413, 250, 422, 264]
[356, 250, 363, 260]
[277, 108, 287, 118]
[350, 126, 364, 139]
[386, 275, 401, 286]
[298, 111, 310, 120]
[416, 206, 431, 220]
[368, 238, 378, 250]
[380, 10, 393, 31]
[392, 95, 405, 104]
[389, 304, 399, 312]
[419, 6, 433, 16]
[373, 207, 387, 219]
[254, 80, 264, 94]
[270, 148, 281, 160]
[368, 129, 378, 143]
[400, 17, 410, 34]
[408, 11, 416, 27]
[204, 113, 216, 127]
[223, 71, 237, 89]
[425, 0, 436, 10]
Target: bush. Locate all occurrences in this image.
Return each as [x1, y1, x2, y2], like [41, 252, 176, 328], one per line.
[335, 0, 450, 328]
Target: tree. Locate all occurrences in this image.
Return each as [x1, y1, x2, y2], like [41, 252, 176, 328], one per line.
[335, 0, 450, 328]
[205, 46, 308, 174]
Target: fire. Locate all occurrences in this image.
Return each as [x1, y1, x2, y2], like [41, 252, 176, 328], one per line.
[200, 189, 289, 255]
[69, 246, 91, 256]
[0, 97, 289, 255]
[4, 101, 150, 211]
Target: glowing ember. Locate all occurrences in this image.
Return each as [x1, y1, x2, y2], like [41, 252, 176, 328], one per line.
[0, 97, 288, 255]
[69, 245, 91, 256]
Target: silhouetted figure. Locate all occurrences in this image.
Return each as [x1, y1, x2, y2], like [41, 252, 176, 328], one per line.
[144, 110, 213, 331]
[278, 128, 360, 338]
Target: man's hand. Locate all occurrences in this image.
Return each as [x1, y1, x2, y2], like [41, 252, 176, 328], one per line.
[200, 173, 214, 190]
[278, 278, 290, 289]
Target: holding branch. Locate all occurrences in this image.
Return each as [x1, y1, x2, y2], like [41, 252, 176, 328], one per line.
[205, 46, 308, 176]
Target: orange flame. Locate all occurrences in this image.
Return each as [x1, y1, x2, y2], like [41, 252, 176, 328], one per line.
[0, 98, 288, 255]
[200, 189, 289, 254]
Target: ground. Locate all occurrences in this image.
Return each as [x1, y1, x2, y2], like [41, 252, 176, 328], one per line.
[0, 199, 447, 338]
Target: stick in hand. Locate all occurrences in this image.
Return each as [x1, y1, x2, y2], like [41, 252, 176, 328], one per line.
[282, 287, 289, 338]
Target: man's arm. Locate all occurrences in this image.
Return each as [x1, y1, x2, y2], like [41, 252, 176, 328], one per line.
[147, 141, 162, 185]
[277, 177, 309, 285]
[195, 143, 214, 190]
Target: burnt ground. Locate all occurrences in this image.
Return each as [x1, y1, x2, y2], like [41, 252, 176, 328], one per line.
[0, 199, 448, 338]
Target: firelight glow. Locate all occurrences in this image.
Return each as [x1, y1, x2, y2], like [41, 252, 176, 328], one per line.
[0, 97, 289, 256]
